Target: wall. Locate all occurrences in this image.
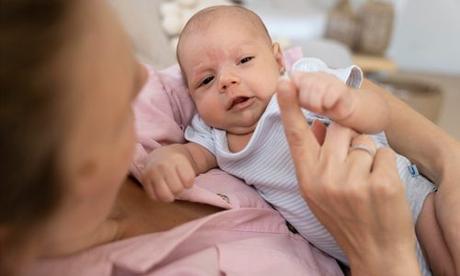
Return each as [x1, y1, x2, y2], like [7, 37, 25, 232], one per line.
[324, 0, 460, 74]
[387, 0, 460, 74]
[290, 0, 460, 74]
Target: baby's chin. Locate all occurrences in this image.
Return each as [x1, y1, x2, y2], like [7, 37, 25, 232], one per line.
[225, 125, 257, 136]
[222, 117, 261, 135]
[205, 107, 265, 135]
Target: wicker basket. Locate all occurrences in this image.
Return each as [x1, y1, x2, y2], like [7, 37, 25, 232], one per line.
[325, 0, 360, 49]
[357, 1, 394, 55]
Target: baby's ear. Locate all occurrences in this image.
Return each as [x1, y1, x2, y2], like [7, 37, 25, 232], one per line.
[272, 42, 285, 72]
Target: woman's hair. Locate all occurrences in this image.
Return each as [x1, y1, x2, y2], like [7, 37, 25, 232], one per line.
[0, 0, 75, 264]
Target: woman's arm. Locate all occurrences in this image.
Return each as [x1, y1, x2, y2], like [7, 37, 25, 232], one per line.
[361, 79, 459, 184]
[361, 79, 460, 273]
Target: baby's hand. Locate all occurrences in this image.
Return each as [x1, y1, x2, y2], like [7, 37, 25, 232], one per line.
[290, 71, 356, 122]
[141, 145, 196, 202]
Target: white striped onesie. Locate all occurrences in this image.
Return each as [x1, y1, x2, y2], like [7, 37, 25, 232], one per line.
[185, 58, 435, 275]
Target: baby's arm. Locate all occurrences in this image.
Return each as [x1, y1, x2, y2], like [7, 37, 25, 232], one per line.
[289, 71, 390, 134]
[142, 143, 217, 202]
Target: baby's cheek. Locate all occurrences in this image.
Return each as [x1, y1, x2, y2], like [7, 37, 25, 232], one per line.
[199, 107, 225, 129]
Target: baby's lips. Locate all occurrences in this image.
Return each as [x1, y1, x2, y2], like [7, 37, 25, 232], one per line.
[226, 95, 249, 110]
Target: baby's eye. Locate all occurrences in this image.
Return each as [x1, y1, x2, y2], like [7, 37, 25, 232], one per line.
[199, 75, 214, 87]
[240, 56, 254, 64]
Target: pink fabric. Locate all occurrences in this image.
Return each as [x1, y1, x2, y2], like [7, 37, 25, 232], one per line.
[28, 172, 342, 276]
[26, 48, 344, 275]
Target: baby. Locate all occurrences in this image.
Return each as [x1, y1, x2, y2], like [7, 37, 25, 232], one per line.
[141, 5, 453, 275]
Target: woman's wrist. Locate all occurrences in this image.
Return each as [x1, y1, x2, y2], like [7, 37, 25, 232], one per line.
[438, 138, 460, 184]
[348, 243, 421, 276]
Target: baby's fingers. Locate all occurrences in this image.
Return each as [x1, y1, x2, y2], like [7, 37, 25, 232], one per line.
[153, 179, 175, 202]
[290, 72, 321, 112]
[164, 167, 187, 196]
[143, 167, 176, 202]
[141, 170, 159, 200]
[177, 163, 196, 189]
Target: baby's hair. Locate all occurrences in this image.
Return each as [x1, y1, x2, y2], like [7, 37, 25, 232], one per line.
[176, 5, 272, 83]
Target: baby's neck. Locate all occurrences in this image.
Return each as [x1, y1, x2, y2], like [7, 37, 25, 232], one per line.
[227, 131, 254, 153]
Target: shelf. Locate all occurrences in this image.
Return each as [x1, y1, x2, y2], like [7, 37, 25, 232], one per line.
[352, 54, 398, 73]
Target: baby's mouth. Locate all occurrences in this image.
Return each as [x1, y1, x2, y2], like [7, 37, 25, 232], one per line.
[228, 96, 251, 110]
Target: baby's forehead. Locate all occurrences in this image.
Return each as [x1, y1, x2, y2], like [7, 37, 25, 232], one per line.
[187, 12, 264, 36]
[177, 6, 271, 77]
[179, 6, 271, 48]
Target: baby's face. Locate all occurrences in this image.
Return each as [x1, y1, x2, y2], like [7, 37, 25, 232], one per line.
[179, 17, 284, 135]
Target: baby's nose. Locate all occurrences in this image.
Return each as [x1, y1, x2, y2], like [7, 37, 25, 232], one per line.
[221, 80, 238, 90]
[219, 72, 240, 92]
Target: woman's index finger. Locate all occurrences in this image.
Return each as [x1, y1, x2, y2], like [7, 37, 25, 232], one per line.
[277, 78, 320, 169]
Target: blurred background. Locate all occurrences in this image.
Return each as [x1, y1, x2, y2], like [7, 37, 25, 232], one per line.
[111, 0, 460, 139]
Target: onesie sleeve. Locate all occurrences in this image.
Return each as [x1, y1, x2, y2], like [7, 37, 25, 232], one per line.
[184, 114, 217, 156]
[291, 57, 363, 88]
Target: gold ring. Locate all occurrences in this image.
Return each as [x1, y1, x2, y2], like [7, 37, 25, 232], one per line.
[349, 143, 376, 157]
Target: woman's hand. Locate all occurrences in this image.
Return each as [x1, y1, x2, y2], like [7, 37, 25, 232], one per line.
[276, 78, 421, 276]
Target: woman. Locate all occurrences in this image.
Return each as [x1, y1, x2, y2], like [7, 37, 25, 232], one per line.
[1, 0, 458, 275]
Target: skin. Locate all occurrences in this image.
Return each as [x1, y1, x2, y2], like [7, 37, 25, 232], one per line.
[37, 0, 148, 255]
[19, 0, 221, 262]
[277, 77, 460, 275]
[363, 79, 460, 275]
[179, 14, 284, 141]
[296, 77, 457, 275]
[7, 2, 457, 276]
[288, 71, 389, 134]
[276, 78, 422, 275]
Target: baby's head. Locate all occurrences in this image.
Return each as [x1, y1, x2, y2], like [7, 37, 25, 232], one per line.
[177, 6, 284, 135]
